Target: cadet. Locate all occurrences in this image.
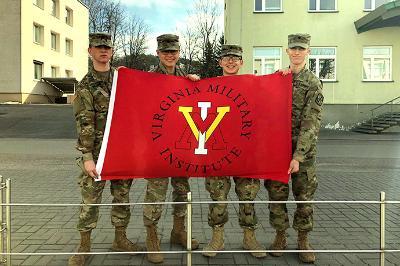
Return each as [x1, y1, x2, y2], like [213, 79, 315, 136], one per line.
[143, 34, 200, 264]
[264, 33, 323, 263]
[202, 45, 267, 259]
[69, 33, 142, 266]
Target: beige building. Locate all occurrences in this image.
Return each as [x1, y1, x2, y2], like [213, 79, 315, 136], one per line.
[0, 0, 88, 104]
[225, 0, 400, 127]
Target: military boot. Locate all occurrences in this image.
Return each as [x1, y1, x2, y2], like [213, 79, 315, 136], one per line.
[170, 215, 199, 250]
[202, 226, 224, 257]
[297, 230, 316, 263]
[111, 226, 143, 253]
[68, 231, 91, 266]
[146, 225, 163, 264]
[243, 228, 267, 258]
[269, 230, 287, 257]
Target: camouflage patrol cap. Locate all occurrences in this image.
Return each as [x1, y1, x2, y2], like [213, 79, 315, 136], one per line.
[89, 32, 113, 48]
[157, 34, 180, 51]
[288, 33, 311, 49]
[220, 44, 243, 57]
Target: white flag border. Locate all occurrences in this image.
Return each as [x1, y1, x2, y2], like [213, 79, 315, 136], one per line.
[95, 70, 119, 181]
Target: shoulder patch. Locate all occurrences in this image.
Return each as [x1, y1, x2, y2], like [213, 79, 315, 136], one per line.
[315, 93, 324, 106]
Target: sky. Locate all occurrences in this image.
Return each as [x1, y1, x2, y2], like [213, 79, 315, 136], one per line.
[119, 0, 224, 54]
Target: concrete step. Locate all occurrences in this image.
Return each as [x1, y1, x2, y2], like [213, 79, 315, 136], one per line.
[352, 128, 379, 134]
[357, 125, 385, 131]
[379, 117, 400, 122]
[353, 110, 400, 134]
[361, 123, 390, 128]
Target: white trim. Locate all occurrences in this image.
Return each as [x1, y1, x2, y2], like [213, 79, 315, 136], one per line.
[96, 70, 119, 181]
[364, 0, 396, 11]
[308, 0, 337, 12]
[253, 47, 282, 75]
[362, 46, 392, 81]
[309, 47, 337, 82]
[254, 0, 283, 12]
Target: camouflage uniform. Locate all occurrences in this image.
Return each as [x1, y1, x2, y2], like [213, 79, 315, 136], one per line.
[69, 32, 143, 266]
[74, 66, 133, 232]
[203, 44, 266, 259]
[143, 35, 190, 227]
[206, 45, 260, 230]
[144, 34, 199, 264]
[206, 177, 260, 229]
[265, 34, 323, 232]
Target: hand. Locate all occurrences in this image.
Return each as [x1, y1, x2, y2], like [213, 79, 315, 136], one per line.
[186, 74, 200, 81]
[84, 160, 99, 179]
[287, 159, 299, 174]
[277, 68, 291, 76]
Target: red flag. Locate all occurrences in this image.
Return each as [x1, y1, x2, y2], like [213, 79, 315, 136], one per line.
[96, 68, 292, 183]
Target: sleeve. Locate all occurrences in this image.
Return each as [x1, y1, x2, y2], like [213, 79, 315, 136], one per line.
[292, 80, 324, 162]
[73, 84, 95, 161]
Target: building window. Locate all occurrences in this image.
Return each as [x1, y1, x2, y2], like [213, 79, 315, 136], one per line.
[363, 46, 392, 81]
[51, 32, 59, 51]
[51, 0, 59, 18]
[33, 0, 44, 9]
[66, 39, 73, 56]
[33, 23, 43, 45]
[364, 0, 395, 11]
[253, 47, 282, 75]
[254, 0, 282, 12]
[34, 61, 43, 80]
[309, 0, 337, 11]
[65, 7, 73, 26]
[309, 47, 336, 81]
[65, 70, 73, 78]
[51, 66, 59, 78]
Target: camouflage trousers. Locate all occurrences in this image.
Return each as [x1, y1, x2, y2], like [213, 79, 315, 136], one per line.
[143, 177, 190, 226]
[205, 176, 260, 229]
[76, 172, 133, 232]
[264, 164, 318, 232]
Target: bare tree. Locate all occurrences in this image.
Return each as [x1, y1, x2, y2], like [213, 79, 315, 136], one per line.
[179, 0, 223, 75]
[193, 0, 221, 54]
[122, 15, 150, 69]
[180, 25, 201, 74]
[82, 0, 126, 62]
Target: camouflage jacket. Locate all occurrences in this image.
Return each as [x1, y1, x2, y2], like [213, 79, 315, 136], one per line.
[291, 67, 324, 164]
[73, 67, 114, 161]
[152, 63, 187, 76]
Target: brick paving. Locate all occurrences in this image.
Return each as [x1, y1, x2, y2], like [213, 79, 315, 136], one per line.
[1, 104, 400, 265]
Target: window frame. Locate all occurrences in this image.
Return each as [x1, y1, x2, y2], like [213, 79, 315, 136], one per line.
[364, 0, 395, 11]
[33, 23, 43, 45]
[51, 66, 59, 78]
[65, 7, 73, 26]
[254, 0, 283, 13]
[308, 0, 338, 12]
[65, 70, 73, 78]
[50, 0, 59, 18]
[33, 0, 44, 9]
[65, 38, 73, 56]
[33, 60, 43, 80]
[253, 47, 282, 75]
[362, 46, 392, 82]
[50, 32, 59, 51]
[308, 46, 337, 82]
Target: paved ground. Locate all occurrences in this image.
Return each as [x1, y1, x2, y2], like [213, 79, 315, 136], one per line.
[1, 104, 400, 265]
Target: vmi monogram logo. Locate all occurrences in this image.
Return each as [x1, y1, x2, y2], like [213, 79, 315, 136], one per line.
[178, 102, 230, 155]
[151, 84, 253, 175]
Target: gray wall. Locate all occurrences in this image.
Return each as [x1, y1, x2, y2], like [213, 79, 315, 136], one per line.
[322, 104, 400, 130]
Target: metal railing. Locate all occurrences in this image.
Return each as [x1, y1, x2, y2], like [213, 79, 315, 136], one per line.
[0, 176, 399, 266]
[369, 96, 400, 127]
[0, 176, 10, 266]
